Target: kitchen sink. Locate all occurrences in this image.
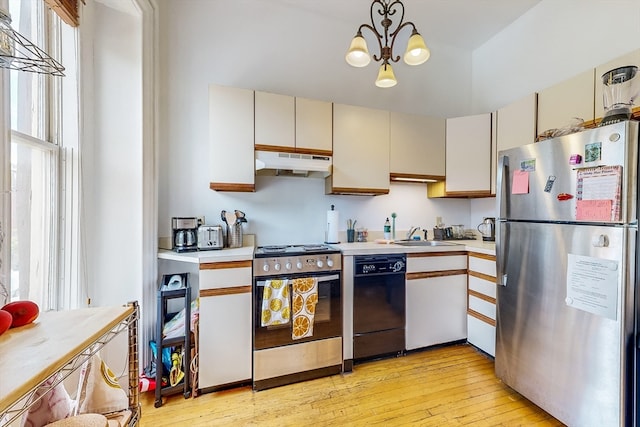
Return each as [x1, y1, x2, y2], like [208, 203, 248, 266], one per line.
[393, 240, 460, 247]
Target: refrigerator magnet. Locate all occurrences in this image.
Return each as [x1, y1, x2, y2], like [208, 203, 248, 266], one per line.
[569, 154, 582, 165]
[585, 142, 602, 162]
[520, 159, 536, 172]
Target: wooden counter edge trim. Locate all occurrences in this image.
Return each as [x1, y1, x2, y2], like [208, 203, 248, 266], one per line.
[200, 286, 252, 297]
[200, 260, 253, 270]
[407, 251, 468, 258]
[467, 309, 496, 327]
[329, 187, 389, 196]
[407, 269, 467, 280]
[254, 144, 332, 157]
[209, 182, 256, 192]
[468, 251, 496, 261]
[468, 270, 496, 283]
[468, 289, 496, 304]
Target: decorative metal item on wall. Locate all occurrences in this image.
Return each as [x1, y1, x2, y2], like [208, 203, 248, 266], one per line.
[0, 8, 65, 76]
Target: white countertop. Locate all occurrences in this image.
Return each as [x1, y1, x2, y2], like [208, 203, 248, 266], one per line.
[334, 239, 495, 256]
[158, 246, 255, 263]
[157, 239, 495, 264]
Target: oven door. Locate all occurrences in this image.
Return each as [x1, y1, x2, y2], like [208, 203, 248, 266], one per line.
[254, 272, 342, 350]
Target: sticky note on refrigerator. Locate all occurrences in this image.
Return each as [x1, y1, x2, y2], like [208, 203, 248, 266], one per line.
[512, 170, 529, 194]
[576, 199, 612, 221]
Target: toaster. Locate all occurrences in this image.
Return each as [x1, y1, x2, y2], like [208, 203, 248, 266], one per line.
[197, 225, 224, 250]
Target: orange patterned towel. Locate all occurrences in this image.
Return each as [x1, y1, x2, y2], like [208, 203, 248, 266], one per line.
[291, 277, 318, 340]
[261, 279, 290, 326]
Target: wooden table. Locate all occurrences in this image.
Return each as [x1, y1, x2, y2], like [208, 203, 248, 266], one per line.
[0, 304, 139, 425]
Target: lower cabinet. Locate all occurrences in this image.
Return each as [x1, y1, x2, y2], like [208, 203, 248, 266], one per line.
[467, 252, 497, 357]
[406, 252, 468, 350]
[198, 260, 252, 391]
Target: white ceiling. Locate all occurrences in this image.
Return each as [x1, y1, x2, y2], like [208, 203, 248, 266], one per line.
[270, 0, 542, 50]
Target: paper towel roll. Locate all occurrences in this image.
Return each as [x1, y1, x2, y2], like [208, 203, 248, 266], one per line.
[325, 209, 340, 244]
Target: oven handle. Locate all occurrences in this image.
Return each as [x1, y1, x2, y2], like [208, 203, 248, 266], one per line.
[256, 274, 340, 287]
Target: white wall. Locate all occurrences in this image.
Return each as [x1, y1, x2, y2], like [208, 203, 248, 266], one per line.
[156, 0, 475, 246]
[82, 2, 143, 307]
[472, 0, 640, 114]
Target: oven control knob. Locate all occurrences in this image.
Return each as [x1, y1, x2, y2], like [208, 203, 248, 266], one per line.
[274, 262, 281, 271]
[296, 260, 303, 269]
[316, 259, 324, 268]
[326, 258, 334, 268]
[285, 262, 292, 270]
[262, 263, 270, 272]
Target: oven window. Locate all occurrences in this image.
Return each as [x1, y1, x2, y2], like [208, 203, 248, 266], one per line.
[254, 274, 341, 350]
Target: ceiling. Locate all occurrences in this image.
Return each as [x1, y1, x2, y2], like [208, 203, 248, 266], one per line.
[270, 0, 542, 50]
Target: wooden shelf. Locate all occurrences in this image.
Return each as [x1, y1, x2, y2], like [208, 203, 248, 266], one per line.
[0, 303, 140, 425]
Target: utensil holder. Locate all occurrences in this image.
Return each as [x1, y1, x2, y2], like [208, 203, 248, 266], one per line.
[227, 223, 243, 248]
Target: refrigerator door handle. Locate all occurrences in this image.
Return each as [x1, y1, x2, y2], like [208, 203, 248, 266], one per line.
[497, 154, 510, 219]
[496, 221, 508, 287]
[496, 154, 509, 287]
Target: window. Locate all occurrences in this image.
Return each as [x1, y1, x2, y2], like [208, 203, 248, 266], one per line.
[7, 0, 77, 311]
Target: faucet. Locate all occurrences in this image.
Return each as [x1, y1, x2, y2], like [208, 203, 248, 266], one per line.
[406, 226, 420, 240]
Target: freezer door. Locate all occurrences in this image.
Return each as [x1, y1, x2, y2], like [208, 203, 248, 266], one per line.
[495, 221, 635, 426]
[496, 121, 638, 223]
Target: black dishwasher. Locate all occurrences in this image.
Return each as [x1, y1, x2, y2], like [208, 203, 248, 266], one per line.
[353, 254, 406, 360]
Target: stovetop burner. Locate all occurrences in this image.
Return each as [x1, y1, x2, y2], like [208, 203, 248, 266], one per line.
[254, 243, 338, 258]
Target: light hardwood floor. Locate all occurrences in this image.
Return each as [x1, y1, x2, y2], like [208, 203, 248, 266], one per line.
[140, 344, 563, 426]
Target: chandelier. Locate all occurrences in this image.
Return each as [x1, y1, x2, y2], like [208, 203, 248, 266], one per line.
[345, 0, 429, 88]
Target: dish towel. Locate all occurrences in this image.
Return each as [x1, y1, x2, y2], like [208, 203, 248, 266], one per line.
[292, 277, 319, 340]
[261, 279, 290, 326]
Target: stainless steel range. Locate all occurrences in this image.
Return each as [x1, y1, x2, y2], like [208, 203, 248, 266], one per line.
[253, 244, 343, 391]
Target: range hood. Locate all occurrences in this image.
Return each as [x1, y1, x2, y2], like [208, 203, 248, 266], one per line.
[255, 150, 332, 178]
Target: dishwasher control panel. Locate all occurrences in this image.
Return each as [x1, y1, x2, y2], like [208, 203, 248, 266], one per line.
[354, 255, 406, 275]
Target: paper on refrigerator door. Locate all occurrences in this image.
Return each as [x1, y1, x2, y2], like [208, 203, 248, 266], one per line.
[565, 253, 619, 320]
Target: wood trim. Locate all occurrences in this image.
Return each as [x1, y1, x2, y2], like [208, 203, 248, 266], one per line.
[200, 286, 252, 297]
[254, 144, 332, 157]
[468, 289, 496, 304]
[209, 182, 255, 192]
[45, 0, 78, 27]
[390, 173, 445, 182]
[200, 260, 252, 270]
[468, 252, 496, 262]
[407, 269, 467, 280]
[408, 251, 468, 258]
[467, 309, 496, 327]
[468, 270, 496, 283]
[328, 187, 389, 196]
[444, 190, 493, 198]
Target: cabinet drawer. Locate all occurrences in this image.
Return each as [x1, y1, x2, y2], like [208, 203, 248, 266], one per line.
[468, 276, 496, 299]
[467, 315, 495, 357]
[468, 294, 496, 320]
[407, 254, 467, 273]
[199, 265, 252, 290]
[468, 254, 496, 277]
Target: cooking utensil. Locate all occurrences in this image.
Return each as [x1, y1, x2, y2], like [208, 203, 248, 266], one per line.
[225, 211, 237, 226]
[235, 210, 246, 220]
[221, 210, 228, 225]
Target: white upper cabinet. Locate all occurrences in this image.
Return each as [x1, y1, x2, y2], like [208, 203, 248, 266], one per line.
[594, 48, 640, 122]
[444, 113, 492, 195]
[495, 92, 538, 153]
[327, 104, 390, 195]
[295, 97, 332, 154]
[390, 112, 445, 180]
[537, 69, 595, 134]
[254, 91, 295, 149]
[209, 84, 255, 192]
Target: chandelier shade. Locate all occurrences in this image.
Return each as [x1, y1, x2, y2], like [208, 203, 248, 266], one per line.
[375, 63, 397, 88]
[345, 0, 429, 88]
[345, 32, 371, 67]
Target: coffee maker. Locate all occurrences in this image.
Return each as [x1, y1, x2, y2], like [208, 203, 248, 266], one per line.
[172, 217, 199, 252]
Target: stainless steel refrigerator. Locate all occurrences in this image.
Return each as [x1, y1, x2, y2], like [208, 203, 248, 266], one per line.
[496, 120, 639, 427]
